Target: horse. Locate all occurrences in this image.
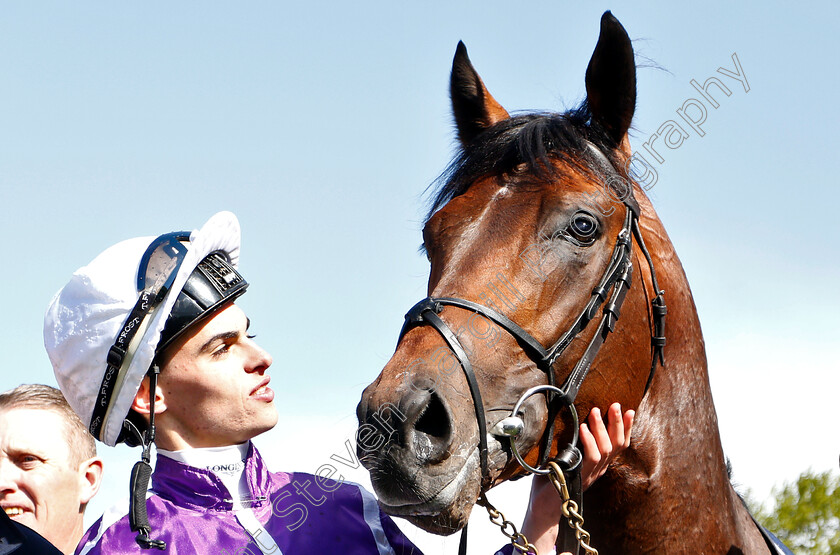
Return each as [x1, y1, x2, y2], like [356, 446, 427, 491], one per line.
[357, 11, 774, 554]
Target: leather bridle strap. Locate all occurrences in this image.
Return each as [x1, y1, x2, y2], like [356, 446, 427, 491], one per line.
[552, 254, 631, 555]
[550, 213, 633, 405]
[401, 300, 491, 480]
[403, 297, 550, 365]
[541, 213, 634, 373]
[631, 219, 667, 394]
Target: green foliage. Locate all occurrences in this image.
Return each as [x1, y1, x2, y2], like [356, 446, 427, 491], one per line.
[746, 469, 840, 555]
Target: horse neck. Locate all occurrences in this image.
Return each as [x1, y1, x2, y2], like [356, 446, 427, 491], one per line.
[633, 195, 724, 481]
[584, 190, 765, 550]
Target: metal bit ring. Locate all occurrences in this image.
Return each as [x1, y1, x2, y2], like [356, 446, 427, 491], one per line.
[503, 384, 579, 475]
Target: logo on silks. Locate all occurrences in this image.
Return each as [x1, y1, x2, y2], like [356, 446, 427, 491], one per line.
[205, 459, 247, 476]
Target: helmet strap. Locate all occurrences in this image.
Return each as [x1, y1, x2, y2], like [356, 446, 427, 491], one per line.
[126, 365, 166, 550]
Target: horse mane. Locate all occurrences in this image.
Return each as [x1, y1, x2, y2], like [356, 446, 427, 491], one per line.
[426, 103, 623, 221]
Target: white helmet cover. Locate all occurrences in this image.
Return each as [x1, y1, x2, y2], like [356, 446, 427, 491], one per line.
[44, 211, 243, 446]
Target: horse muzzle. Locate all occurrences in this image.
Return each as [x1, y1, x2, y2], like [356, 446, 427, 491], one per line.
[355, 381, 481, 531]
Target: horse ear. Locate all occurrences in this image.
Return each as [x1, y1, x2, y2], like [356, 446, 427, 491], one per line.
[585, 11, 636, 148]
[450, 41, 510, 146]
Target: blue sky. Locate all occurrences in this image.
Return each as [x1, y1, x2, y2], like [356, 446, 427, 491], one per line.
[2, 2, 838, 552]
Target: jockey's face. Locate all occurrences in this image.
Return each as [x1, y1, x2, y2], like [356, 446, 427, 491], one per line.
[150, 303, 277, 450]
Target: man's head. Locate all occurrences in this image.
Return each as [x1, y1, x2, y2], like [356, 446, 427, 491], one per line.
[131, 302, 276, 450]
[44, 212, 275, 449]
[0, 384, 103, 554]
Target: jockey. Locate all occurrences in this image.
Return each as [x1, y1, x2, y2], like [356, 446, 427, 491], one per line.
[44, 211, 631, 554]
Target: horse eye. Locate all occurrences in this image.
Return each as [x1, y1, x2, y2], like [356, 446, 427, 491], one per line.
[567, 212, 598, 243]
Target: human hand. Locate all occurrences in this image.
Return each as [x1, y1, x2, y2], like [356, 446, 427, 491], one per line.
[519, 403, 634, 554]
[579, 402, 634, 490]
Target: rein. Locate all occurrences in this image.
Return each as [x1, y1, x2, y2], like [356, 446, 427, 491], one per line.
[397, 169, 667, 553]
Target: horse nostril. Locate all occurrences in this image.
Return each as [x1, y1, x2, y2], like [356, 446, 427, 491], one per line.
[415, 393, 450, 439]
[411, 392, 452, 463]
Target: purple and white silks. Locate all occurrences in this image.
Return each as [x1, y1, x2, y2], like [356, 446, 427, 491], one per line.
[75, 443, 420, 555]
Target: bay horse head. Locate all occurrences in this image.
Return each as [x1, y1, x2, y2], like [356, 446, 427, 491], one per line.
[358, 11, 769, 552]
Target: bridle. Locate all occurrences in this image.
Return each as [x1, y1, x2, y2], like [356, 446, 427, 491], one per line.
[396, 160, 667, 554]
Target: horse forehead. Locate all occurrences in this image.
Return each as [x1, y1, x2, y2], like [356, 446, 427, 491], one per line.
[425, 178, 511, 234]
[425, 159, 615, 243]
[428, 174, 552, 228]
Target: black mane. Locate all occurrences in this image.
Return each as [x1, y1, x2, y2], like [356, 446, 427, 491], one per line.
[426, 103, 623, 221]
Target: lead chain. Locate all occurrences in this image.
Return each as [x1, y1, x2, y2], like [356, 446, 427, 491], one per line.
[479, 493, 539, 554]
[546, 461, 598, 555]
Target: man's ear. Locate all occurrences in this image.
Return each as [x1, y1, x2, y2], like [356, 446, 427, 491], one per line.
[131, 374, 167, 415]
[78, 457, 104, 506]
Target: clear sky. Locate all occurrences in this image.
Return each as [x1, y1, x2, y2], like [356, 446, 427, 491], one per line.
[2, 1, 838, 552]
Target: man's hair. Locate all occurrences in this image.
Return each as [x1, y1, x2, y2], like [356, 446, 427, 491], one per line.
[0, 384, 96, 466]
